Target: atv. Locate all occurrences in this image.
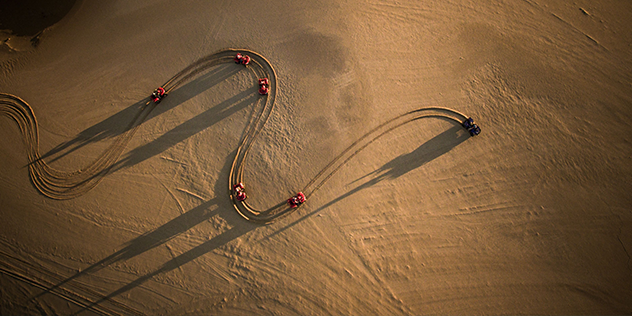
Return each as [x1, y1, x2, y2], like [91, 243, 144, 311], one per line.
[287, 192, 306, 208]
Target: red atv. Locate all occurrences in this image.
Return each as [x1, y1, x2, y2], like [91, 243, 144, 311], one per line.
[287, 192, 306, 208]
[258, 78, 269, 86]
[233, 183, 247, 201]
[258, 77, 270, 95]
[151, 87, 166, 104]
[234, 53, 250, 66]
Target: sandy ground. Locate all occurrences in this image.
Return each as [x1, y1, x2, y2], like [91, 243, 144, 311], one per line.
[1, 0, 632, 314]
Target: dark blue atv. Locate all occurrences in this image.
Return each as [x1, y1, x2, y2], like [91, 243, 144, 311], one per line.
[462, 117, 481, 136]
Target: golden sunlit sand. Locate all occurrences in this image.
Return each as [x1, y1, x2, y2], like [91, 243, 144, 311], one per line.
[1, 1, 631, 314]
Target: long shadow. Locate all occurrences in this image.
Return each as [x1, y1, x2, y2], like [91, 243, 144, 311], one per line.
[32, 99, 147, 165]
[37, 63, 240, 164]
[25, 59, 262, 313]
[265, 123, 470, 241]
[68, 149, 257, 315]
[109, 87, 257, 173]
[73, 222, 254, 315]
[30, 147, 257, 314]
[30, 199, 219, 301]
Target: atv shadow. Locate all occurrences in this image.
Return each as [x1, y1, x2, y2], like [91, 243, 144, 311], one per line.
[30, 149, 258, 314]
[265, 122, 470, 240]
[35, 63, 241, 165]
[108, 87, 257, 173]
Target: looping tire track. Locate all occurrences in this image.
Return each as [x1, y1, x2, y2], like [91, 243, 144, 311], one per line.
[1, 93, 154, 199]
[1, 48, 474, 224]
[223, 50, 473, 224]
[0, 50, 235, 200]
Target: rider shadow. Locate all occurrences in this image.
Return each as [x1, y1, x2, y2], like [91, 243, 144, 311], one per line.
[32, 149, 258, 313]
[35, 63, 240, 165]
[107, 87, 257, 173]
[73, 220, 255, 315]
[30, 198, 219, 302]
[266, 123, 470, 240]
[351, 123, 469, 186]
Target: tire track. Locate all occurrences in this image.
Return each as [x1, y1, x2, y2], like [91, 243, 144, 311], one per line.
[1, 48, 477, 223]
[0, 51, 233, 199]
[226, 50, 474, 223]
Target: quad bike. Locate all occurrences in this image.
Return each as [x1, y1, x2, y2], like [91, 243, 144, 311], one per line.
[462, 117, 481, 136]
[233, 182, 247, 201]
[151, 87, 166, 104]
[234, 53, 250, 65]
[287, 192, 306, 208]
[258, 77, 270, 95]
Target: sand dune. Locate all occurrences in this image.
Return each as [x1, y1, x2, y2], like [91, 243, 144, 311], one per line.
[1, 0, 631, 315]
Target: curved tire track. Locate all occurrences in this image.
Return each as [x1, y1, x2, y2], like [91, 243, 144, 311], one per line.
[1, 48, 475, 223]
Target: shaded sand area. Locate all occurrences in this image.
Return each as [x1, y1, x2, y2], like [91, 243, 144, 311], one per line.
[1, 0, 632, 314]
[0, 0, 76, 61]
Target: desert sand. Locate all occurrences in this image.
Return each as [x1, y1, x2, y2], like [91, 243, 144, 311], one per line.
[1, 0, 631, 315]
